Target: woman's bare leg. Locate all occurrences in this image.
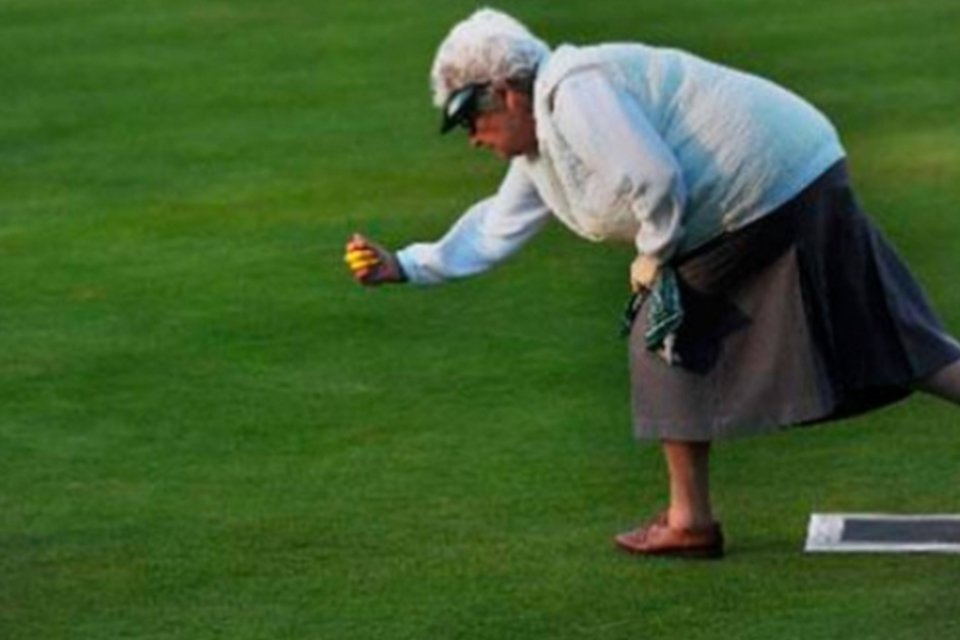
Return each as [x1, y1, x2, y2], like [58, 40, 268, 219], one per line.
[916, 358, 960, 405]
[615, 439, 722, 556]
[662, 440, 715, 530]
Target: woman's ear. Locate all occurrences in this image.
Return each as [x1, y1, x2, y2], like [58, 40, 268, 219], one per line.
[503, 86, 532, 112]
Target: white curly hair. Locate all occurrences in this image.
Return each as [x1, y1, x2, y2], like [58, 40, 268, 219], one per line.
[430, 8, 550, 108]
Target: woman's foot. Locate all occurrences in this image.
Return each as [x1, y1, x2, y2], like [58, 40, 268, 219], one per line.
[615, 511, 725, 558]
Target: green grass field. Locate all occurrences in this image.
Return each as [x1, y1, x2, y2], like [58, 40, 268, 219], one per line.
[2, 1, 959, 638]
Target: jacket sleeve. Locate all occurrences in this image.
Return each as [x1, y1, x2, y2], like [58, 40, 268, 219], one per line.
[395, 160, 551, 285]
[551, 70, 687, 264]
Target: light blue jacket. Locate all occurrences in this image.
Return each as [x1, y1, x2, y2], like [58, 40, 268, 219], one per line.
[399, 43, 845, 284]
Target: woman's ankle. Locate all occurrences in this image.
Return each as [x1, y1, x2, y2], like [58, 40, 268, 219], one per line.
[667, 505, 715, 531]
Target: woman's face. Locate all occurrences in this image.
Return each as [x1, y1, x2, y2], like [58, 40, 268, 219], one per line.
[469, 87, 538, 160]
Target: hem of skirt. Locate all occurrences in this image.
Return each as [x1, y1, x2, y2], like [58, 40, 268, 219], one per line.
[800, 348, 960, 428]
[632, 327, 960, 442]
[632, 398, 835, 442]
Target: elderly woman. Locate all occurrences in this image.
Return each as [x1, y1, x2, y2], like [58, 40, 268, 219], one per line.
[344, 9, 960, 558]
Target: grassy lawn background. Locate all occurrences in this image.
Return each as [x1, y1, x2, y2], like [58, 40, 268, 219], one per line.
[2, 1, 959, 638]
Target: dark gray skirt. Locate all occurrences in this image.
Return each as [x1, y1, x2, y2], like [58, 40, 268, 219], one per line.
[630, 161, 960, 441]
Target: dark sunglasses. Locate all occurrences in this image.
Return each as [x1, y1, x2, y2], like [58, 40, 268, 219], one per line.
[440, 83, 497, 135]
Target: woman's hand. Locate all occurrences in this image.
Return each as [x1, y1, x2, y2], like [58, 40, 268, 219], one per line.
[344, 234, 406, 286]
[630, 254, 661, 293]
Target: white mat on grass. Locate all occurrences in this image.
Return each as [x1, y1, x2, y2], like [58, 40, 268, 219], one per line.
[805, 513, 960, 553]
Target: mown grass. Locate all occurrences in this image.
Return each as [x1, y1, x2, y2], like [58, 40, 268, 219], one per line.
[2, 1, 959, 638]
